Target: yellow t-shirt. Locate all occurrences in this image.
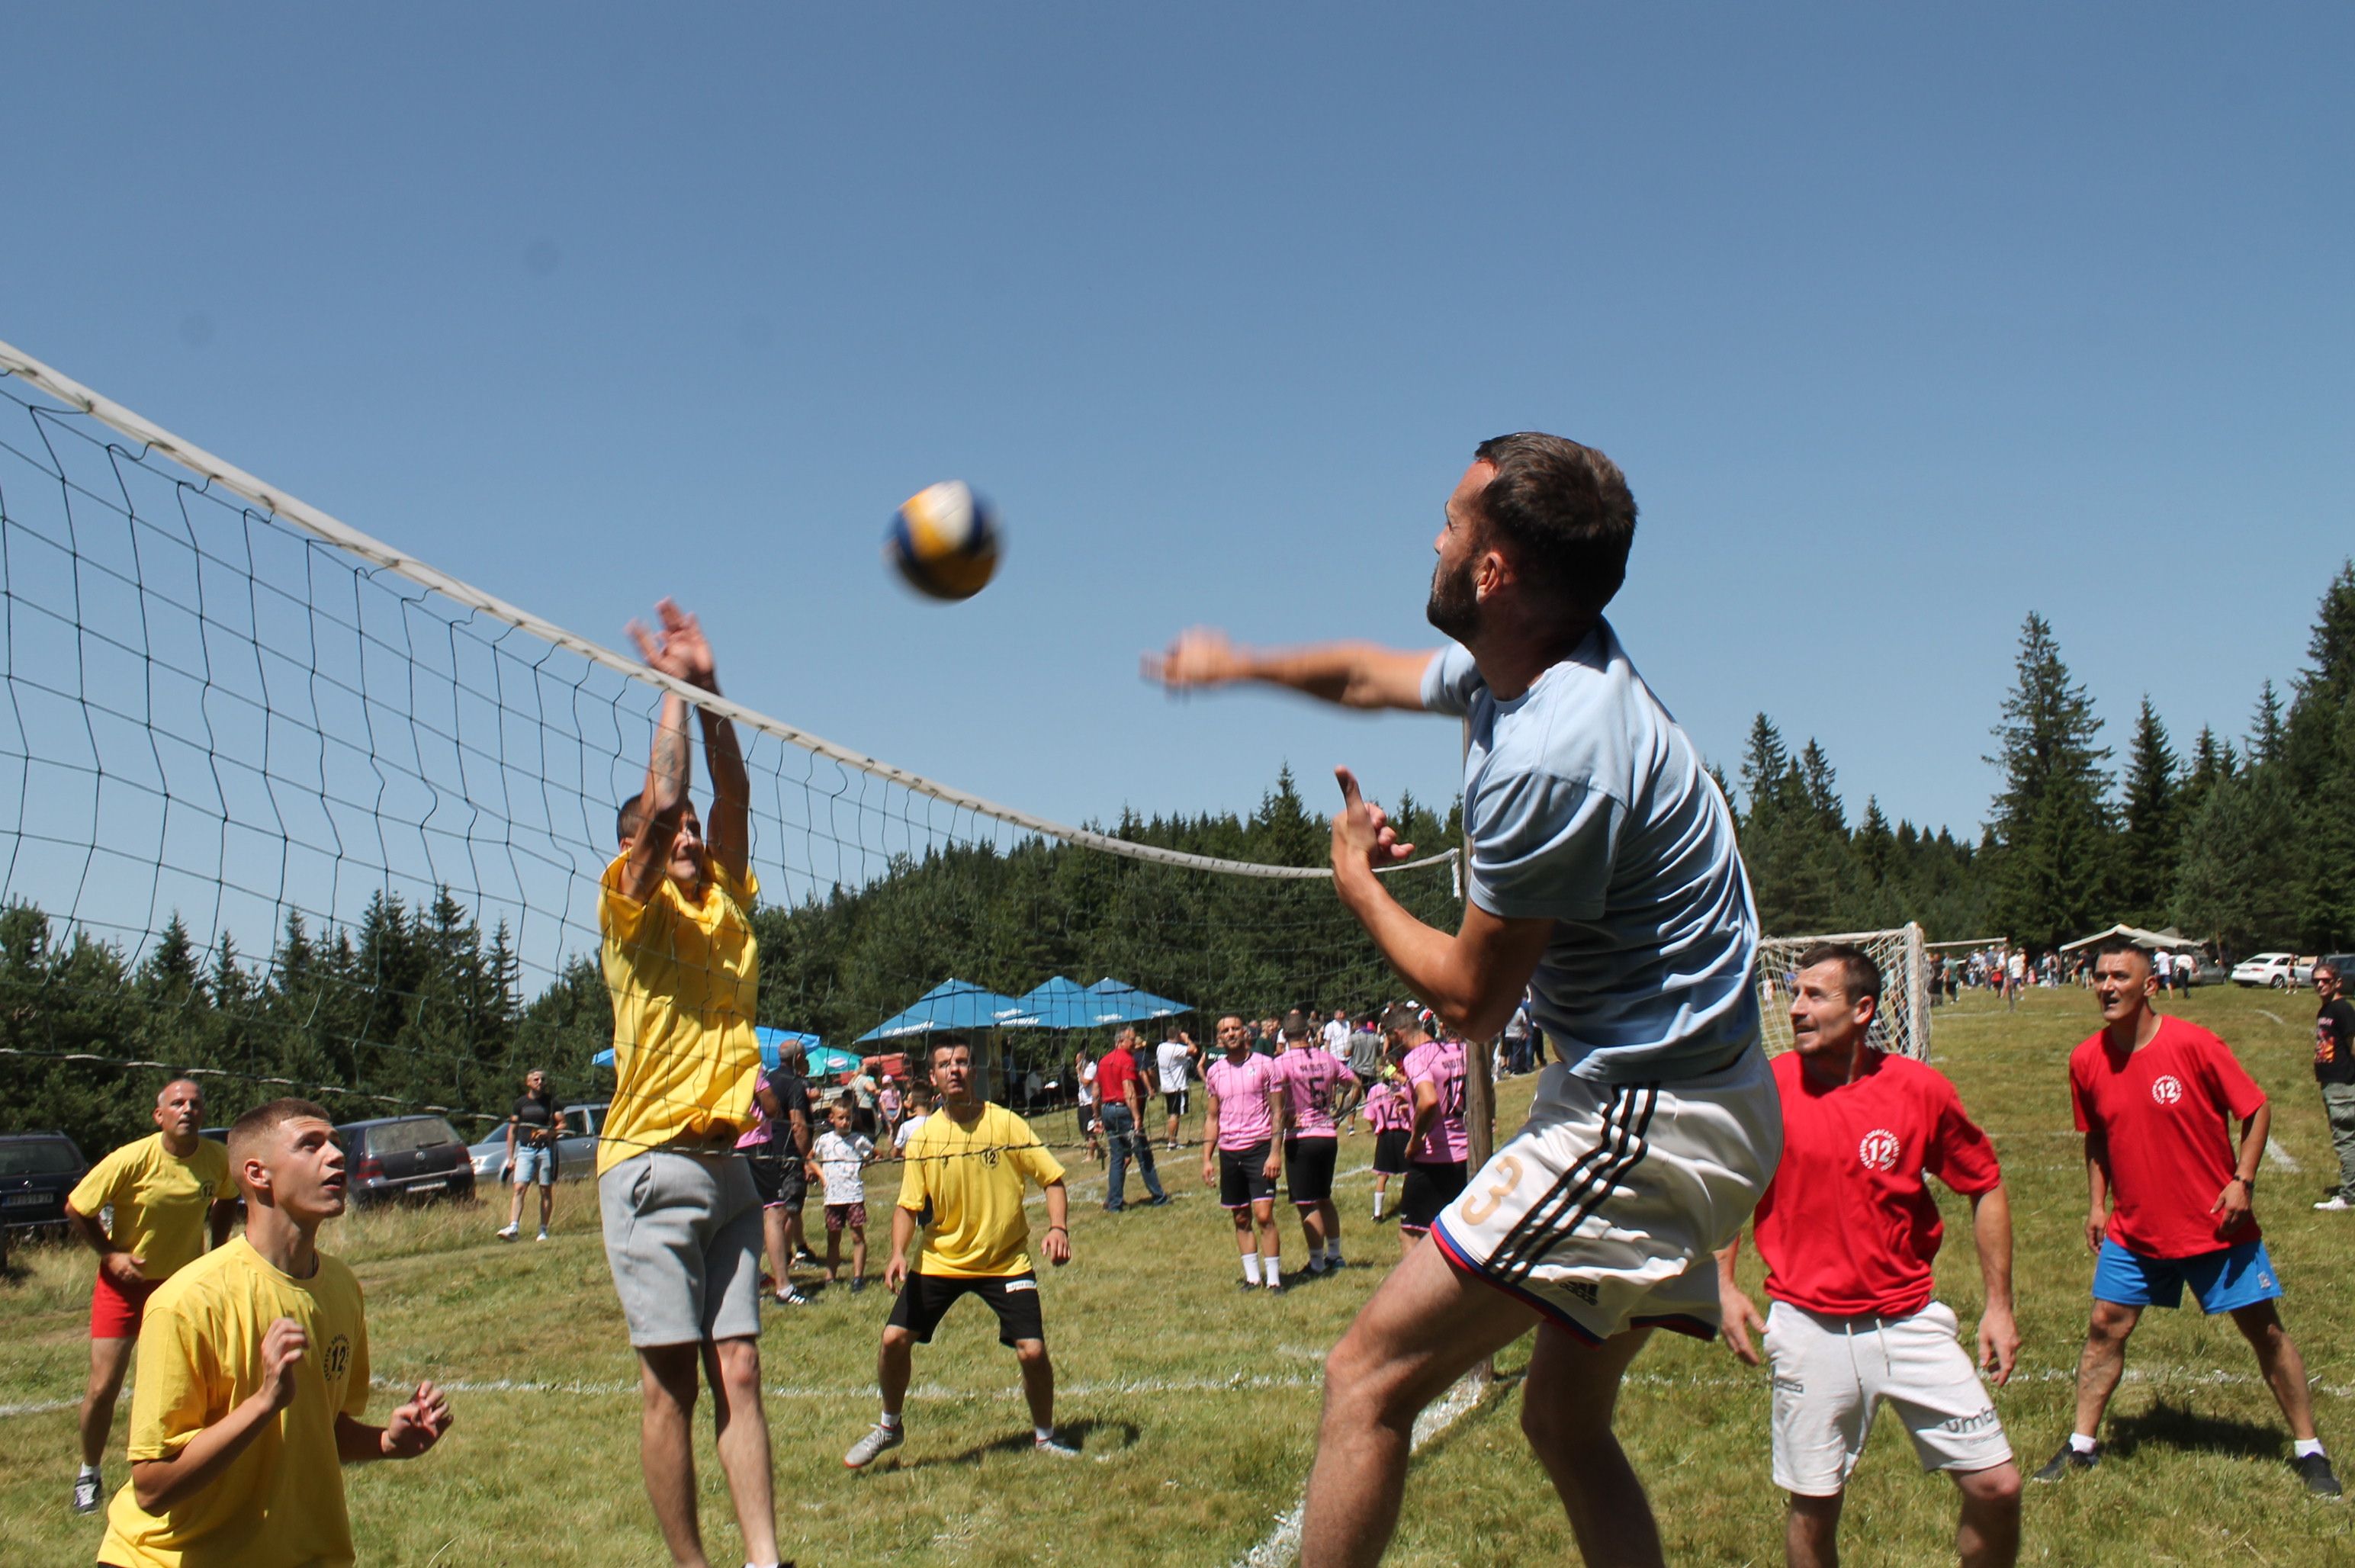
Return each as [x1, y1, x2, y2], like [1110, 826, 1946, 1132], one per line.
[896, 1103, 1066, 1278]
[98, 1236, 370, 1568]
[597, 850, 762, 1175]
[68, 1135, 235, 1283]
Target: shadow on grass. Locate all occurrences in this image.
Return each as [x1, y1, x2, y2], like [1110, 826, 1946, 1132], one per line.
[2108, 1400, 2284, 1463]
[885, 1416, 1142, 1472]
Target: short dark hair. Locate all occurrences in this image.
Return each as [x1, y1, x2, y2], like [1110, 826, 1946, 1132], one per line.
[1794, 943, 1882, 1009]
[617, 796, 646, 846]
[1472, 432, 1638, 616]
[1381, 1001, 1427, 1036]
[929, 1033, 972, 1066]
[2091, 937, 2154, 972]
[2317, 959, 2340, 978]
[226, 1097, 333, 1174]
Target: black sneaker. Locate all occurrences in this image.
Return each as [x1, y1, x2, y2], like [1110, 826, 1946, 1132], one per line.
[849, 1277, 867, 1295]
[2032, 1440, 2100, 1482]
[2293, 1452, 2344, 1499]
[1147, 1194, 1171, 1207]
[72, 1470, 102, 1515]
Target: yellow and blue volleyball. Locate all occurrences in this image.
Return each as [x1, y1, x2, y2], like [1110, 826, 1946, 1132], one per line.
[885, 480, 1001, 601]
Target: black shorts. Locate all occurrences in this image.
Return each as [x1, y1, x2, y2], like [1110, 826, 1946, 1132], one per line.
[1163, 1088, 1190, 1117]
[1219, 1141, 1277, 1210]
[1284, 1136, 1338, 1207]
[885, 1269, 1045, 1348]
[748, 1152, 805, 1211]
[1399, 1160, 1468, 1234]
[1372, 1129, 1410, 1177]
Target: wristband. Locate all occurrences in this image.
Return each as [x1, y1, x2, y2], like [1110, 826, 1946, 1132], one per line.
[1046, 1224, 1068, 1234]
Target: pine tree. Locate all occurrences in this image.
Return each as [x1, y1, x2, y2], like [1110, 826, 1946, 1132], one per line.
[2118, 696, 2180, 924]
[2286, 562, 2355, 947]
[1738, 715, 1790, 824]
[1985, 613, 2114, 949]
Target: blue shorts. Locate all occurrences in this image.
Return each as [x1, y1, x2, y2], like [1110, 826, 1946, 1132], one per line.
[2093, 1238, 2281, 1314]
[512, 1145, 556, 1186]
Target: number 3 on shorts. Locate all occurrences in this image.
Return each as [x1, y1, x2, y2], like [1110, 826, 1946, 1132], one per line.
[1460, 1155, 1523, 1226]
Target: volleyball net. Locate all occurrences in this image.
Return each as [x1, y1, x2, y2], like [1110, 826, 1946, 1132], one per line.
[0, 339, 1460, 1157]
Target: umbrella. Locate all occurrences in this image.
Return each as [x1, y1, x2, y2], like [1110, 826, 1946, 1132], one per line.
[856, 979, 1041, 1042]
[1083, 978, 1193, 1023]
[1011, 975, 1135, 1030]
[803, 1045, 863, 1078]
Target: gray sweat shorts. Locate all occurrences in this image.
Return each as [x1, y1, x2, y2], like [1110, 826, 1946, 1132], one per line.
[599, 1149, 763, 1347]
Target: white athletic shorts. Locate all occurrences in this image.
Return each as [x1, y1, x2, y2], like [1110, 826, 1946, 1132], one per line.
[1428, 1043, 1780, 1343]
[1765, 1300, 2012, 1495]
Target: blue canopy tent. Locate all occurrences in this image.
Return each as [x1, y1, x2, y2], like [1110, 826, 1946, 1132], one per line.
[855, 980, 1040, 1042]
[1011, 975, 1136, 1031]
[593, 1023, 824, 1072]
[1084, 978, 1193, 1023]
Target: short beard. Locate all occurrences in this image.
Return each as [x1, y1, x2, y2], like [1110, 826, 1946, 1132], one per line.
[1425, 555, 1480, 642]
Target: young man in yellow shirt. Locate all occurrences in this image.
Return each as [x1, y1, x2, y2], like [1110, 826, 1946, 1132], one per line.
[66, 1078, 239, 1514]
[96, 1097, 450, 1568]
[596, 599, 782, 1568]
[844, 1035, 1075, 1468]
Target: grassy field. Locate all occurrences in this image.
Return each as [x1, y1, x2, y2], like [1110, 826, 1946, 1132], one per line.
[8, 984, 2355, 1565]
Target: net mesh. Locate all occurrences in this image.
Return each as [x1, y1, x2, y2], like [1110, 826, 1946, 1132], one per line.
[1755, 924, 1932, 1061]
[0, 342, 1459, 1157]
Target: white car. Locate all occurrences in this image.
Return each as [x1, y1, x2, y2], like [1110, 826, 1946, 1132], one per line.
[2231, 953, 2311, 989]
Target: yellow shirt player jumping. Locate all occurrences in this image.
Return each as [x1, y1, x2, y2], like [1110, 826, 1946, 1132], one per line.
[66, 1078, 238, 1515]
[843, 1034, 1075, 1469]
[594, 599, 783, 1568]
[96, 1098, 449, 1568]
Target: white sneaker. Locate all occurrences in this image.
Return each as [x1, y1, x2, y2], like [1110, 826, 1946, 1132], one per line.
[843, 1422, 904, 1469]
[2316, 1197, 2353, 1213]
[496, 1223, 519, 1241]
[535, 1229, 550, 1241]
[1033, 1434, 1081, 1457]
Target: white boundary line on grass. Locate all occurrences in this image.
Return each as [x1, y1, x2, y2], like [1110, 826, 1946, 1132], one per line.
[1230, 1370, 1493, 1568]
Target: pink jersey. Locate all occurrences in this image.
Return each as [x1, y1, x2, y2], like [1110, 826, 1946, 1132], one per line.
[1361, 1080, 1411, 1136]
[1206, 1052, 1279, 1151]
[1275, 1048, 1349, 1139]
[1403, 1038, 1468, 1163]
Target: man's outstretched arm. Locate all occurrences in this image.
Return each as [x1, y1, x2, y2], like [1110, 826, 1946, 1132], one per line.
[630, 599, 749, 885]
[1143, 628, 1437, 712]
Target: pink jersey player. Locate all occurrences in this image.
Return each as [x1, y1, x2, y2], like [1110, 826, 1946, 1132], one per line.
[1361, 1079, 1411, 1136]
[1275, 1047, 1349, 1139]
[1402, 1036, 1468, 1164]
[1206, 1052, 1278, 1150]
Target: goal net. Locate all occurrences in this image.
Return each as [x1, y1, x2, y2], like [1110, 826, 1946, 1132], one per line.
[1755, 923, 1932, 1061]
[0, 339, 1460, 1155]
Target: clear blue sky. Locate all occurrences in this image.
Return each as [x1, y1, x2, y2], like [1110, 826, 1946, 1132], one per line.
[8, 5, 2350, 845]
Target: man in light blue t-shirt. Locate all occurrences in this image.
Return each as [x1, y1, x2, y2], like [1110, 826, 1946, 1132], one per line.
[1145, 432, 1782, 1568]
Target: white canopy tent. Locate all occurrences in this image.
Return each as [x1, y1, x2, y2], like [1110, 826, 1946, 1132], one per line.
[2058, 923, 2207, 954]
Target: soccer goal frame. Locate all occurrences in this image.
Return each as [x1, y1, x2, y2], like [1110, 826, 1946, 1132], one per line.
[1756, 922, 1932, 1061]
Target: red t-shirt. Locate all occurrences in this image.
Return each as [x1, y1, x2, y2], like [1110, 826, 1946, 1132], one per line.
[2069, 1016, 2267, 1259]
[1094, 1048, 1142, 1113]
[1754, 1049, 2002, 1318]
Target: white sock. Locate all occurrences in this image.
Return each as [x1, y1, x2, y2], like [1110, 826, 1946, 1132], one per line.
[1372, 1192, 1385, 1218]
[2297, 1438, 2327, 1458]
[1325, 1241, 1343, 1264]
[1034, 1425, 1056, 1444]
[1241, 1252, 1261, 1284]
[79, 1463, 100, 1480]
[1264, 1258, 1282, 1287]
[879, 1411, 901, 1431]
[2070, 1431, 2098, 1454]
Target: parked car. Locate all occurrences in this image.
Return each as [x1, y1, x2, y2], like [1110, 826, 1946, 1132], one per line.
[467, 1102, 608, 1184]
[0, 1132, 89, 1268]
[2324, 955, 2355, 985]
[334, 1116, 475, 1207]
[2232, 953, 2312, 988]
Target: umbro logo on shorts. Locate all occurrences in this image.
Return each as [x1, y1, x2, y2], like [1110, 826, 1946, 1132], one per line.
[1939, 1409, 1999, 1435]
[1856, 1129, 1901, 1172]
[2151, 1075, 2185, 1106]
[1004, 1277, 1038, 1293]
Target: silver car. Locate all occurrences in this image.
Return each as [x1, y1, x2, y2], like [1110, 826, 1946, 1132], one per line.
[467, 1102, 609, 1183]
